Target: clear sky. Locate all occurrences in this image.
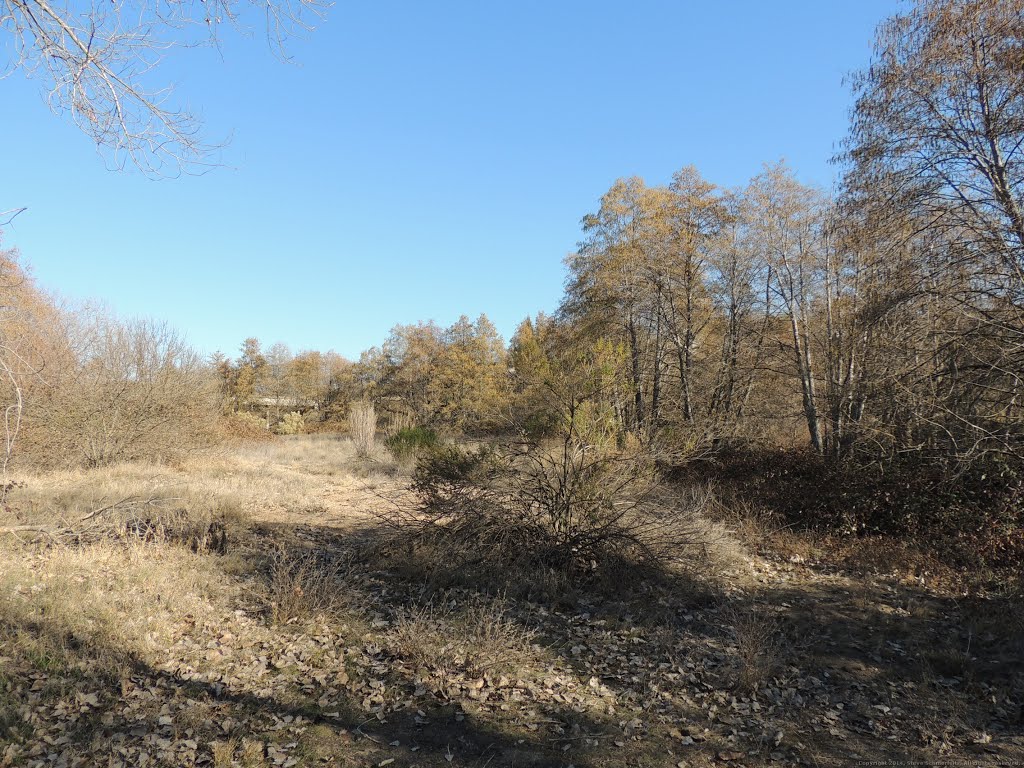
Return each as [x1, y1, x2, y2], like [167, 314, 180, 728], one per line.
[2, 0, 898, 361]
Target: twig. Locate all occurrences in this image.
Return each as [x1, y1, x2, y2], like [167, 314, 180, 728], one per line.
[0, 495, 184, 539]
[0, 524, 57, 533]
[79, 495, 184, 523]
[78, 494, 136, 522]
[0, 208, 26, 226]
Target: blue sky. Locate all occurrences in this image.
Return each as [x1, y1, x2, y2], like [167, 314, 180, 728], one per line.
[2, 1, 897, 360]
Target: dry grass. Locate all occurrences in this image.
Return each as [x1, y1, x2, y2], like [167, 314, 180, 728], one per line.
[349, 401, 377, 459]
[236, 433, 399, 479]
[211, 738, 266, 768]
[674, 484, 753, 579]
[0, 435, 380, 672]
[235, 433, 358, 474]
[7, 459, 238, 529]
[387, 597, 541, 680]
[2, 434, 399, 535]
[0, 435, 1019, 767]
[0, 439, 375, 764]
[0, 537, 237, 678]
[709, 492, 824, 567]
[721, 601, 785, 693]
[922, 640, 975, 681]
[264, 545, 353, 626]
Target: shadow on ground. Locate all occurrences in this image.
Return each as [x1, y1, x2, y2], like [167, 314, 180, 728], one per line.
[1, 514, 1022, 768]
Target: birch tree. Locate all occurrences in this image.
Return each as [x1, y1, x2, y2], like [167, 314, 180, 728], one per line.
[748, 163, 828, 453]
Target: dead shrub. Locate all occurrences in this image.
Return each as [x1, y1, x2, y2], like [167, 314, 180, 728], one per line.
[219, 411, 271, 441]
[383, 423, 709, 595]
[722, 602, 784, 692]
[265, 547, 350, 625]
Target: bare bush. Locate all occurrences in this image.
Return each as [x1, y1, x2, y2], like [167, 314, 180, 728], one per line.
[264, 547, 350, 625]
[348, 400, 376, 459]
[0, 246, 64, 490]
[0, 264, 221, 473]
[218, 411, 271, 441]
[383, 381, 708, 590]
[18, 312, 218, 469]
[722, 602, 784, 693]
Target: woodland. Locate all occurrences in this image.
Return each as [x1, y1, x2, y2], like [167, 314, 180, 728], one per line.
[0, 0, 1022, 766]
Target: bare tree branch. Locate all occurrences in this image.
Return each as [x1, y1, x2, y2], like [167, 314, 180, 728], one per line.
[2, 0, 329, 175]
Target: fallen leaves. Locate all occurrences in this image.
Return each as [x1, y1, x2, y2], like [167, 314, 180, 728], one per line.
[1, 456, 1021, 768]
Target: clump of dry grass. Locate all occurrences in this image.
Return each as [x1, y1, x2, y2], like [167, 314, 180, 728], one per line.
[349, 401, 377, 459]
[673, 484, 753, 580]
[211, 737, 265, 768]
[920, 635, 976, 682]
[264, 546, 352, 626]
[387, 597, 539, 680]
[721, 601, 785, 693]
[383, 407, 415, 439]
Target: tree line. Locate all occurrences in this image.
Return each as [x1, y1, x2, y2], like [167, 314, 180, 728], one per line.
[329, 0, 1022, 482]
[212, 314, 509, 437]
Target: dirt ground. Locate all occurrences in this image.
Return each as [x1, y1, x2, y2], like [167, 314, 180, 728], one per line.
[1, 435, 1021, 767]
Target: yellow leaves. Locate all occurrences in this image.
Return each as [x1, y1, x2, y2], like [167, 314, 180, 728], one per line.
[369, 314, 508, 433]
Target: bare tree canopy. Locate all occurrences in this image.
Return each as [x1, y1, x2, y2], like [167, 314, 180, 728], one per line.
[845, 0, 1024, 281]
[840, 0, 1024, 463]
[2, 0, 328, 175]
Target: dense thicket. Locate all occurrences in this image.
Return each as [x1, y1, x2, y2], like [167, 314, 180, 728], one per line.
[0, 244, 218, 470]
[838, 0, 1022, 459]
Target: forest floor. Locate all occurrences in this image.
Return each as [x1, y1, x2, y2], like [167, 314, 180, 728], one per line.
[0, 434, 1022, 768]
